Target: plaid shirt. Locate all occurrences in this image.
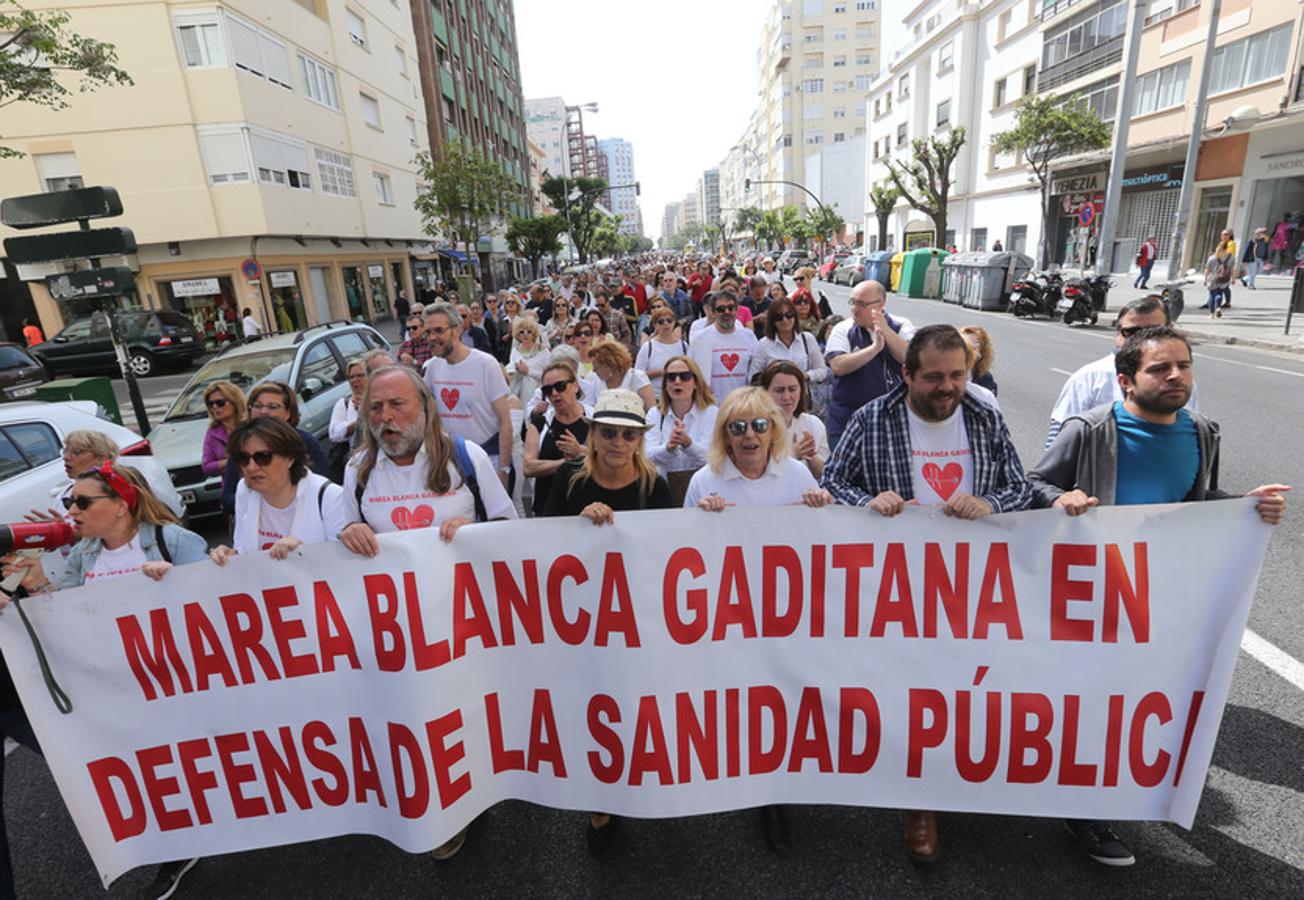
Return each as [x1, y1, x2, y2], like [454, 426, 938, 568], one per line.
[399, 333, 433, 368]
[821, 384, 1033, 513]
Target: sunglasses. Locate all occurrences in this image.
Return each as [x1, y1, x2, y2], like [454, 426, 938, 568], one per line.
[574, 328, 593, 337]
[774, 312, 796, 321]
[727, 417, 772, 437]
[596, 425, 643, 442]
[542, 378, 574, 395]
[61, 494, 114, 511]
[1118, 325, 1144, 337]
[795, 276, 807, 281]
[664, 370, 695, 383]
[654, 318, 674, 326]
[205, 397, 229, 409]
[234, 450, 277, 467]
[715, 304, 737, 313]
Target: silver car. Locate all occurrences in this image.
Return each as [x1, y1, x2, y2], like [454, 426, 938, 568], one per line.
[148, 323, 389, 518]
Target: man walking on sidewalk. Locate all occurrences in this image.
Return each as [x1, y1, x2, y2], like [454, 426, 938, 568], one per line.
[1134, 234, 1157, 289]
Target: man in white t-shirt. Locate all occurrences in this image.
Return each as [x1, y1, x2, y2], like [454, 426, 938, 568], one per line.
[241, 307, 263, 340]
[421, 303, 513, 489]
[689, 290, 758, 401]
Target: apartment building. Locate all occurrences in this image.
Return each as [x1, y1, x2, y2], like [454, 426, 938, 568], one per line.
[0, 0, 432, 343]
[680, 191, 702, 232]
[698, 169, 722, 228]
[599, 138, 642, 236]
[863, 0, 1043, 254]
[524, 96, 570, 178]
[661, 201, 683, 247]
[805, 134, 867, 245]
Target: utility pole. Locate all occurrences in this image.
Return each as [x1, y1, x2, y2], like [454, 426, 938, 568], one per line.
[1093, 0, 1148, 275]
[1165, 0, 1222, 280]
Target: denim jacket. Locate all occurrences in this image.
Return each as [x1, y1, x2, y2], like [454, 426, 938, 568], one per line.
[56, 523, 209, 590]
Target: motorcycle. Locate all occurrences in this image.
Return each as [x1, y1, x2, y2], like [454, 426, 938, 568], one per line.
[1145, 281, 1185, 322]
[1009, 272, 1062, 318]
[1058, 274, 1111, 326]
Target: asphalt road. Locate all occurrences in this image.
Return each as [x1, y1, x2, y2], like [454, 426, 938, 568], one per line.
[7, 281, 1303, 897]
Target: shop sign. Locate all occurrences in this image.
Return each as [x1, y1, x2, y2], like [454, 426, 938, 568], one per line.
[367, 264, 384, 278]
[170, 277, 221, 297]
[1052, 171, 1105, 195]
[1265, 152, 1304, 174]
[1121, 165, 1183, 192]
[269, 271, 297, 288]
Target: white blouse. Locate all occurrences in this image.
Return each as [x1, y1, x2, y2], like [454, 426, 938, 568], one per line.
[644, 404, 718, 474]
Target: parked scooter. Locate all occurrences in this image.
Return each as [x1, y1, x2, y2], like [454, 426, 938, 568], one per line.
[1009, 271, 1062, 318]
[1058, 274, 1111, 325]
[1144, 281, 1185, 322]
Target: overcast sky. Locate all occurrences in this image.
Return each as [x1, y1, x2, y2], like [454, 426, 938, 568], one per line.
[515, 0, 909, 238]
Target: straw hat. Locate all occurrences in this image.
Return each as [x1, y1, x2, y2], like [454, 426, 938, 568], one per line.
[590, 389, 650, 429]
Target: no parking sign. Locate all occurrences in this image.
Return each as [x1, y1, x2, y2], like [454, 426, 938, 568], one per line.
[1078, 204, 1096, 227]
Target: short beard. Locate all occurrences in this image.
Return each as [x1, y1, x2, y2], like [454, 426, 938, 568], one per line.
[371, 413, 426, 459]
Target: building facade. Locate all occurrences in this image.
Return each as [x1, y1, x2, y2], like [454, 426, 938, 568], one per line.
[661, 201, 682, 247]
[524, 96, 570, 178]
[598, 138, 642, 236]
[805, 134, 866, 245]
[698, 169, 722, 228]
[1, 0, 434, 343]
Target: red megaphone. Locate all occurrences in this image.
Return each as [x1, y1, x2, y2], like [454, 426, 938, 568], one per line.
[0, 521, 76, 554]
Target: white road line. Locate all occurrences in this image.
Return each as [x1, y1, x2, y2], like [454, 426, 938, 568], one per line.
[1242, 629, 1304, 692]
[1050, 367, 1073, 376]
[1192, 353, 1304, 378]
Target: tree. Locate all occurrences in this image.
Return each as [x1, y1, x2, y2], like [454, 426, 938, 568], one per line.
[886, 127, 967, 251]
[734, 206, 763, 249]
[540, 175, 609, 263]
[589, 213, 622, 259]
[415, 140, 520, 276]
[702, 223, 722, 254]
[804, 203, 845, 251]
[868, 185, 901, 251]
[754, 209, 782, 250]
[991, 94, 1112, 268]
[779, 205, 804, 246]
[506, 214, 566, 278]
[0, 1, 133, 158]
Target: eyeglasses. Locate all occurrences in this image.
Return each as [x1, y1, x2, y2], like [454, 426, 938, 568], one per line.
[794, 276, 807, 282]
[654, 318, 674, 326]
[61, 494, 114, 511]
[664, 370, 695, 383]
[727, 417, 772, 437]
[234, 450, 277, 468]
[793, 297, 810, 305]
[774, 312, 796, 321]
[850, 300, 882, 310]
[715, 304, 737, 313]
[573, 328, 593, 337]
[542, 378, 574, 396]
[61, 447, 94, 458]
[205, 397, 229, 409]
[250, 402, 285, 413]
[596, 425, 643, 442]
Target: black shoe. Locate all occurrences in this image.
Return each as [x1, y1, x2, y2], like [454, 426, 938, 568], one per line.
[586, 815, 620, 858]
[142, 858, 199, 899]
[761, 805, 791, 855]
[1065, 819, 1135, 866]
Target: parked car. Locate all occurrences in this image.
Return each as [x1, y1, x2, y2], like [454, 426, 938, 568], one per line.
[0, 399, 183, 519]
[0, 342, 50, 403]
[818, 252, 850, 281]
[833, 254, 873, 286]
[148, 321, 390, 518]
[777, 250, 812, 274]
[32, 309, 204, 379]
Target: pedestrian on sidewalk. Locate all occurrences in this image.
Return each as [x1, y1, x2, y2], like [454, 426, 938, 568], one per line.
[1218, 229, 1236, 308]
[241, 307, 263, 340]
[21, 318, 43, 347]
[1204, 239, 1234, 318]
[1134, 234, 1157, 289]
[1242, 227, 1269, 289]
[394, 290, 411, 340]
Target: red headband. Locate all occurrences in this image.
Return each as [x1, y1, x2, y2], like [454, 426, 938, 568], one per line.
[97, 462, 139, 514]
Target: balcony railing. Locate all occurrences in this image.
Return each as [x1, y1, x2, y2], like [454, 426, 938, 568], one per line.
[1038, 33, 1124, 91]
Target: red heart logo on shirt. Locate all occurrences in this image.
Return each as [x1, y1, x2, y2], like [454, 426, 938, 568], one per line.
[720, 352, 740, 372]
[922, 462, 963, 501]
[440, 388, 460, 410]
[391, 504, 435, 530]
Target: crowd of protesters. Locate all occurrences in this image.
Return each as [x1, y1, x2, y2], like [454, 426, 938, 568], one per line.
[0, 252, 1291, 897]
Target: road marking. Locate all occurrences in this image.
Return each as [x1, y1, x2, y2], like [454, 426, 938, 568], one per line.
[1050, 367, 1073, 376]
[1192, 353, 1304, 378]
[1242, 629, 1304, 692]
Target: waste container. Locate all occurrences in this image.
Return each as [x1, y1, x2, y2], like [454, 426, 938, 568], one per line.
[35, 376, 123, 425]
[865, 250, 894, 287]
[940, 253, 979, 304]
[889, 252, 906, 292]
[963, 251, 1035, 310]
[901, 248, 949, 299]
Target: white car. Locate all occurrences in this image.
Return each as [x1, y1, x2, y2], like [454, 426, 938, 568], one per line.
[0, 400, 184, 521]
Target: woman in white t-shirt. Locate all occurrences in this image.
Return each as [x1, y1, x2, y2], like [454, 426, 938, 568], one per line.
[507, 314, 548, 405]
[758, 360, 830, 479]
[209, 418, 349, 565]
[587, 336, 655, 412]
[634, 306, 689, 395]
[329, 359, 367, 446]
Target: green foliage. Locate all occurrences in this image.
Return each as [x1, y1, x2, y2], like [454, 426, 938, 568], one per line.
[991, 94, 1112, 266]
[886, 127, 966, 251]
[804, 203, 844, 246]
[869, 185, 901, 250]
[540, 174, 609, 263]
[0, 0, 133, 158]
[506, 214, 566, 276]
[734, 206, 763, 235]
[779, 205, 804, 242]
[754, 209, 782, 249]
[415, 141, 521, 263]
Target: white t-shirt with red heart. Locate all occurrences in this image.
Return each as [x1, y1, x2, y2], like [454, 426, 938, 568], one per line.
[905, 405, 974, 505]
[342, 443, 517, 533]
[689, 324, 758, 401]
[422, 349, 508, 447]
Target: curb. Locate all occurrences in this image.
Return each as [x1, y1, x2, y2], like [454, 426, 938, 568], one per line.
[1176, 325, 1304, 356]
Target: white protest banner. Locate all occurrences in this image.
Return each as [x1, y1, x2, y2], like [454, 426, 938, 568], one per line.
[0, 501, 1271, 885]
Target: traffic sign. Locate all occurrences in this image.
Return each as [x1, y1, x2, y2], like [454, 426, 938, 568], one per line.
[45, 267, 137, 301]
[1078, 204, 1096, 227]
[1, 186, 123, 229]
[241, 258, 262, 279]
[3, 226, 136, 264]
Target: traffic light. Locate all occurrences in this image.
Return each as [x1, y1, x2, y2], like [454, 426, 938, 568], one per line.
[744, 178, 751, 193]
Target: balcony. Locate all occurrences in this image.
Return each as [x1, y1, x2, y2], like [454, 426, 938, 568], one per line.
[1038, 33, 1124, 91]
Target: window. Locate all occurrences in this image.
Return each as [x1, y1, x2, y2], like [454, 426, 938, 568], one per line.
[804, 102, 824, 118]
[299, 54, 340, 110]
[833, 80, 847, 93]
[833, 106, 846, 118]
[855, 51, 871, 66]
[345, 8, 367, 49]
[373, 172, 394, 205]
[1069, 76, 1120, 122]
[1042, 1, 1126, 70]
[805, 133, 823, 145]
[1006, 225, 1027, 255]
[298, 340, 344, 395]
[225, 14, 292, 88]
[803, 29, 822, 44]
[1024, 64, 1036, 96]
[803, 0, 824, 13]
[803, 78, 824, 93]
[853, 75, 871, 91]
[360, 92, 382, 129]
[34, 152, 82, 192]
[0, 423, 60, 482]
[855, 24, 873, 40]
[251, 130, 311, 190]
[872, 140, 880, 160]
[316, 147, 356, 197]
[804, 54, 822, 68]
[833, 55, 846, 67]
[897, 75, 909, 98]
[1133, 59, 1190, 115]
[834, 2, 846, 11]
[856, 0, 874, 8]
[994, 77, 1007, 108]
[176, 21, 225, 68]
[833, 29, 847, 41]
[936, 99, 951, 128]
[394, 45, 408, 76]
[939, 41, 954, 72]
[971, 228, 987, 252]
[1208, 24, 1292, 95]
[197, 128, 251, 184]
[998, 9, 1013, 41]
[782, 134, 793, 147]
[406, 116, 418, 145]
[833, 132, 846, 142]
[1145, 0, 1198, 25]
[897, 122, 907, 146]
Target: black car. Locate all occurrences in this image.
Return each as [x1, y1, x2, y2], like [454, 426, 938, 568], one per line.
[0, 342, 50, 402]
[33, 309, 204, 378]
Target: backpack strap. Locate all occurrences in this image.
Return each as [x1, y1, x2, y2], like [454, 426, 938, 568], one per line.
[154, 523, 172, 564]
[452, 436, 488, 523]
[317, 481, 329, 516]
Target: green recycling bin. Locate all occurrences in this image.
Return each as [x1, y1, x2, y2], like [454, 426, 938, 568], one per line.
[34, 376, 123, 425]
[900, 247, 950, 299]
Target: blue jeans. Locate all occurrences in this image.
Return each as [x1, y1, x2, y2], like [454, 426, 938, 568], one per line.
[1207, 289, 1224, 314]
[1244, 258, 1262, 288]
[1134, 262, 1154, 289]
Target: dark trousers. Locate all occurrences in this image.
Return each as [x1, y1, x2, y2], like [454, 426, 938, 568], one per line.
[0, 707, 41, 900]
[1134, 262, 1154, 289]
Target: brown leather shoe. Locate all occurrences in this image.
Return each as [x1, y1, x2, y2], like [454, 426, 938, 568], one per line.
[904, 810, 939, 863]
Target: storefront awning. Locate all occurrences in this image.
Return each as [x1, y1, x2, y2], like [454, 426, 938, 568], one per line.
[436, 248, 467, 263]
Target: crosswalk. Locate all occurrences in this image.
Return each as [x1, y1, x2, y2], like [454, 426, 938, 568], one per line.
[118, 390, 180, 435]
